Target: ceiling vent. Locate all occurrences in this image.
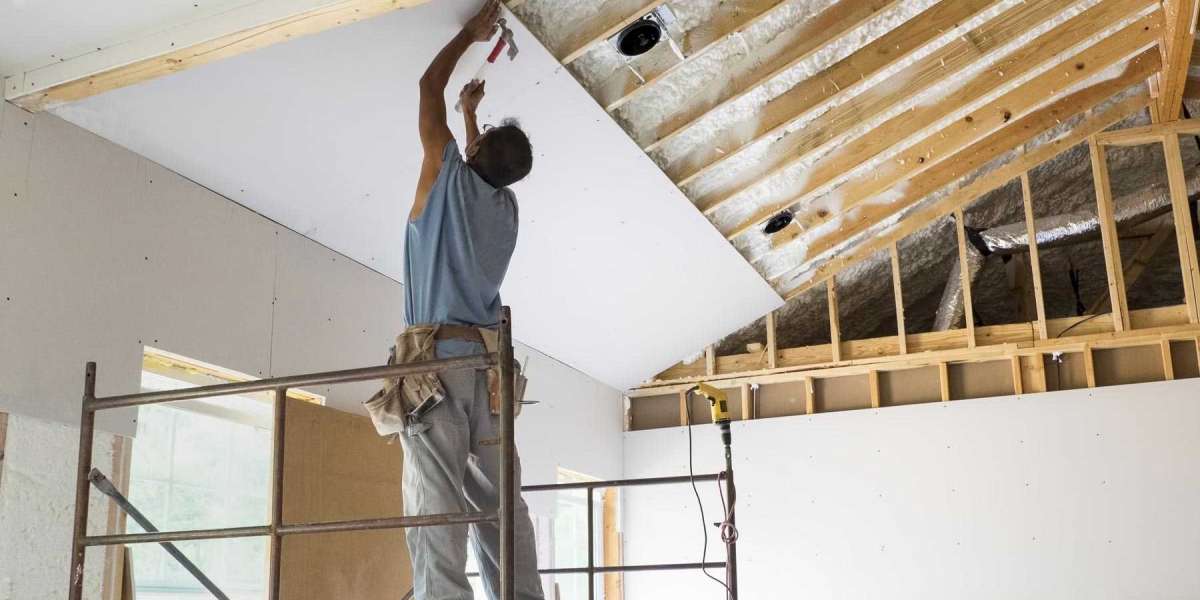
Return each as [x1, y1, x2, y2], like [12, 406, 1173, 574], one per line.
[763, 211, 794, 235]
[610, 6, 680, 58]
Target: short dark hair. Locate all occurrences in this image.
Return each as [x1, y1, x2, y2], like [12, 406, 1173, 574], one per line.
[472, 118, 532, 188]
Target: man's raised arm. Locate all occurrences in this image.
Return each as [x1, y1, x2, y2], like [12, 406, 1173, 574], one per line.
[411, 0, 501, 221]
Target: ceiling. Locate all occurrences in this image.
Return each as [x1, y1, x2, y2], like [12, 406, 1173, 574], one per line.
[502, 0, 1200, 366]
[5, 0, 1199, 387]
[0, 0, 260, 76]
[2, 0, 783, 390]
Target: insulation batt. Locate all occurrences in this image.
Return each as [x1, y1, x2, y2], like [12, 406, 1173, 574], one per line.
[0, 414, 119, 599]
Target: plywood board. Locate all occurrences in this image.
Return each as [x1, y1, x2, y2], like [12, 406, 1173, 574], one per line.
[814, 375, 870, 413]
[1170, 340, 1200, 379]
[281, 397, 412, 598]
[756, 380, 809, 419]
[879, 367, 941, 407]
[628, 394, 679, 431]
[50, 0, 782, 390]
[1094, 346, 1166, 387]
[949, 361, 1013, 400]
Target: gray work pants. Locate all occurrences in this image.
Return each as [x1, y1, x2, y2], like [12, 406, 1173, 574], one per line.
[399, 340, 544, 600]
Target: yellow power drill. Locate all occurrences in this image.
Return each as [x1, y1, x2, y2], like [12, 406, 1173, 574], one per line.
[691, 382, 731, 447]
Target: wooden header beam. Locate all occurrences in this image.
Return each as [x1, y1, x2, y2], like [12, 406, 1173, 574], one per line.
[633, 304, 1200, 396]
[5, 0, 432, 112]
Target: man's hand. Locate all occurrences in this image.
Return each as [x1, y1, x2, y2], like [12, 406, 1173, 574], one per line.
[460, 80, 486, 115]
[465, 0, 502, 42]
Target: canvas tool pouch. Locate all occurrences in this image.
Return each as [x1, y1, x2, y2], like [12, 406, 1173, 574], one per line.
[362, 325, 445, 441]
[478, 328, 528, 417]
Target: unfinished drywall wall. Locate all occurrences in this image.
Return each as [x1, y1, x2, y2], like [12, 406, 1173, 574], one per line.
[621, 378, 1200, 599]
[48, 0, 783, 391]
[0, 101, 623, 591]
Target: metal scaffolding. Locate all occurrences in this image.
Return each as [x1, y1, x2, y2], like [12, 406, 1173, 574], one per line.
[66, 305, 738, 599]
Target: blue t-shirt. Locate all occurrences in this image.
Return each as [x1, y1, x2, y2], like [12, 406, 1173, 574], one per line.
[404, 139, 519, 332]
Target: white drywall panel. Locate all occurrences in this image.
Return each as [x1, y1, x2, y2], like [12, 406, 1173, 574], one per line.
[1, 106, 625, 595]
[0, 413, 120, 599]
[0, 0, 265, 77]
[621, 379, 1200, 600]
[269, 229, 408, 409]
[49, 0, 783, 390]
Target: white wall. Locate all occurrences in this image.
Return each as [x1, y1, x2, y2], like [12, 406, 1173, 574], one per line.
[621, 379, 1200, 600]
[0, 101, 623, 594]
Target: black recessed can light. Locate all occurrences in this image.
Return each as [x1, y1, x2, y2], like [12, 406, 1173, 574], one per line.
[763, 210, 794, 235]
[617, 17, 663, 56]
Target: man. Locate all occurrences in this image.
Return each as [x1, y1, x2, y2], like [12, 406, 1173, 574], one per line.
[402, 1, 541, 599]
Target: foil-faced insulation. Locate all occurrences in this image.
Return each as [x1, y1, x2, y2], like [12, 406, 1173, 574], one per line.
[933, 235, 987, 331]
[977, 171, 1200, 254]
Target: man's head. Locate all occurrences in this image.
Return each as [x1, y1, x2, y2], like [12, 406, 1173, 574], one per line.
[465, 118, 533, 188]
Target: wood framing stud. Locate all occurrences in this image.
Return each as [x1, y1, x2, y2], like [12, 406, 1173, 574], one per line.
[868, 370, 880, 409]
[636, 303, 1200, 395]
[804, 378, 816, 415]
[1021, 173, 1049, 339]
[780, 56, 1157, 301]
[1028, 353, 1048, 393]
[955, 209, 977, 348]
[1162, 133, 1200, 323]
[766, 311, 778, 369]
[1161, 339, 1176, 380]
[1084, 345, 1097, 388]
[741, 383, 753, 420]
[678, 390, 688, 427]
[938, 363, 951, 402]
[1089, 215, 1176, 315]
[890, 244, 908, 354]
[745, 15, 1163, 247]
[1010, 356, 1024, 395]
[827, 280, 842, 363]
[705, 345, 716, 377]
[1089, 137, 1130, 332]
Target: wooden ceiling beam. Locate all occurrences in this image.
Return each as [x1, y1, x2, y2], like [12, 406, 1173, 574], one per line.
[776, 88, 1152, 301]
[727, 7, 1162, 241]
[698, 0, 1149, 218]
[1157, 0, 1199, 120]
[761, 23, 1163, 273]
[675, 0, 1062, 192]
[638, 0, 903, 152]
[595, 0, 789, 111]
[4, 0, 432, 112]
[557, 0, 669, 65]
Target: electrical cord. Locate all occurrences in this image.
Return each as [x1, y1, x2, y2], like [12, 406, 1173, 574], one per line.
[715, 475, 738, 545]
[685, 390, 735, 600]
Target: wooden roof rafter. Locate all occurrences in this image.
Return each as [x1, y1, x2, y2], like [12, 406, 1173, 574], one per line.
[698, 0, 1154, 221]
[762, 16, 1164, 284]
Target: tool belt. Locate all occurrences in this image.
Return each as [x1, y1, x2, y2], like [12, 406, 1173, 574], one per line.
[363, 324, 526, 441]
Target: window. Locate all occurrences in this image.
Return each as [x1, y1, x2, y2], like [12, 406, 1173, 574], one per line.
[126, 349, 321, 599]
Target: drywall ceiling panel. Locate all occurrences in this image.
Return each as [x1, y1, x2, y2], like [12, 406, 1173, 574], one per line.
[0, 0, 262, 76]
[50, 0, 782, 389]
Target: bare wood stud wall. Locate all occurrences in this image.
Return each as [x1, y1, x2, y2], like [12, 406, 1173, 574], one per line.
[1021, 173, 1050, 339]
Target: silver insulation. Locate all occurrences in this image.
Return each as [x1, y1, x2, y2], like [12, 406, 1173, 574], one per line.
[978, 170, 1200, 254]
[933, 238, 986, 331]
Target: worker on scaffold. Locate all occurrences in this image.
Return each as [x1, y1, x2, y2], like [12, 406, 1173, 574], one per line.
[363, 1, 542, 599]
